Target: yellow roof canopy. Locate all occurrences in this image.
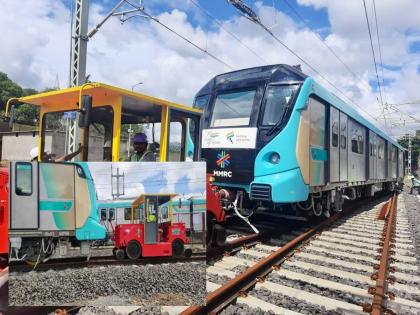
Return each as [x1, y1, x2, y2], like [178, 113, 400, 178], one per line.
[9, 82, 201, 115]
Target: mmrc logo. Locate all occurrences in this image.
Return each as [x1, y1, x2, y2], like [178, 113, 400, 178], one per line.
[216, 150, 231, 169]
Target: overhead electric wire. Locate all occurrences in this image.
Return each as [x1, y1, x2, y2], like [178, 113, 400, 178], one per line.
[189, 0, 267, 64]
[362, 0, 384, 106]
[228, 0, 381, 123]
[123, 0, 234, 70]
[280, 0, 361, 83]
[372, 0, 387, 104]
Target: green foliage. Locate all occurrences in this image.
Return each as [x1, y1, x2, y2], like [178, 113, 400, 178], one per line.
[398, 135, 420, 173]
[0, 72, 23, 110]
[14, 104, 40, 125]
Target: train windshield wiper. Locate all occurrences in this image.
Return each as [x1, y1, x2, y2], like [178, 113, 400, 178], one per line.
[266, 102, 290, 136]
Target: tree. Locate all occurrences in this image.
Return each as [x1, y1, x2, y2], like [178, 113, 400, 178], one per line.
[0, 72, 23, 111]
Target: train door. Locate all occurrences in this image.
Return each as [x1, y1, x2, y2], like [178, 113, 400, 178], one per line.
[144, 196, 158, 244]
[339, 113, 348, 181]
[9, 162, 38, 230]
[39, 163, 76, 231]
[309, 98, 326, 186]
[368, 131, 377, 179]
[329, 107, 339, 183]
[398, 150, 403, 178]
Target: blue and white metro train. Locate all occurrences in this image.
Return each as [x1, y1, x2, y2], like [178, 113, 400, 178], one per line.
[195, 64, 404, 228]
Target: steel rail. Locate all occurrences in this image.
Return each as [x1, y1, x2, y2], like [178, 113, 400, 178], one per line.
[368, 193, 398, 315]
[180, 207, 351, 315]
[10, 253, 206, 272]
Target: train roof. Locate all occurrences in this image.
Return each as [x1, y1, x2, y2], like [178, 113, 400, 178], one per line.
[96, 200, 133, 208]
[196, 64, 307, 96]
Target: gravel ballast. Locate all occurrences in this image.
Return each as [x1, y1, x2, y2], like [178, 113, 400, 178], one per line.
[9, 262, 206, 306]
[403, 192, 420, 272]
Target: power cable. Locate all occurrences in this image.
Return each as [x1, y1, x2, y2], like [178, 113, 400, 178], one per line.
[123, 0, 235, 70]
[372, 0, 387, 104]
[189, 0, 267, 64]
[362, 0, 384, 106]
[228, 0, 381, 124]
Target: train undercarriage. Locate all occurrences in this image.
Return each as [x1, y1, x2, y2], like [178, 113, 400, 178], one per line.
[9, 236, 93, 265]
[207, 180, 403, 247]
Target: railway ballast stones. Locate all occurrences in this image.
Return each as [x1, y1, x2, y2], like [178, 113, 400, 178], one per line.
[9, 262, 206, 306]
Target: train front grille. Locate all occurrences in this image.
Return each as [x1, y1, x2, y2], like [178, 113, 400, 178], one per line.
[250, 183, 271, 201]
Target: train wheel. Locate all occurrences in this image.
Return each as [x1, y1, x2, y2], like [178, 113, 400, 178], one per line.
[172, 239, 184, 257]
[115, 249, 125, 260]
[126, 241, 141, 260]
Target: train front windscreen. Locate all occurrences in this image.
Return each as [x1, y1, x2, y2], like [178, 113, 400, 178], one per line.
[198, 84, 300, 186]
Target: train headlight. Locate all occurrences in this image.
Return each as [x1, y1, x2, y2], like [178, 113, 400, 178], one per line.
[209, 176, 216, 183]
[269, 152, 280, 164]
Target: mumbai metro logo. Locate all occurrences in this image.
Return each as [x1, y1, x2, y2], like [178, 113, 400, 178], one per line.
[216, 150, 231, 169]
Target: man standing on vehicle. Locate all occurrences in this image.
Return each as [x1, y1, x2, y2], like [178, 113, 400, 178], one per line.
[130, 133, 155, 162]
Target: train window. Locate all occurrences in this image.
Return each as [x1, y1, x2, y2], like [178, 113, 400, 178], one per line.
[373, 138, 377, 156]
[100, 209, 107, 221]
[109, 208, 115, 220]
[261, 85, 299, 126]
[193, 95, 209, 110]
[392, 147, 397, 162]
[332, 121, 339, 147]
[15, 163, 32, 196]
[340, 123, 347, 149]
[351, 122, 364, 154]
[378, 142, 384, 159]
[211, 89, 256, 127]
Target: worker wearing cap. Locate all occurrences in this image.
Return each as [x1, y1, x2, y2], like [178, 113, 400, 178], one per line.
[130, 133, 155, 162]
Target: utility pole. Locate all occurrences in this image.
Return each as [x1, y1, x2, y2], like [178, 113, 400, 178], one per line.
[111, 167, 125, 199]
[67, 0, 136, 157]
[67, 0, 90, 157]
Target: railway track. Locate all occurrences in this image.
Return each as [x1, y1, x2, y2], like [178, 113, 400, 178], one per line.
[9, 252, 206, 273]
[182, 193, 420, 315]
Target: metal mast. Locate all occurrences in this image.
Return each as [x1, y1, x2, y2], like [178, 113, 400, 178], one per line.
[67, 0, 90, 156]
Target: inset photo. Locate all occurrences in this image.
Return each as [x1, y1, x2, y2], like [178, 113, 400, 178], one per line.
[7, 161, 206, 307]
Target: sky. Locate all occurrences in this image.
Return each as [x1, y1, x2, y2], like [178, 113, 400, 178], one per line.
[0, 0, 420, 138]
[88, 162, 206, 200]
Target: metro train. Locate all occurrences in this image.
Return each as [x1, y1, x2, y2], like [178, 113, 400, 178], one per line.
[195, 64, 405, 239]
[8, 162, 106, 263]
[6, 162, 197, 263]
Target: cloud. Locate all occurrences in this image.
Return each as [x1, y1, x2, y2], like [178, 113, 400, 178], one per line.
[1, 0, 419, 136]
